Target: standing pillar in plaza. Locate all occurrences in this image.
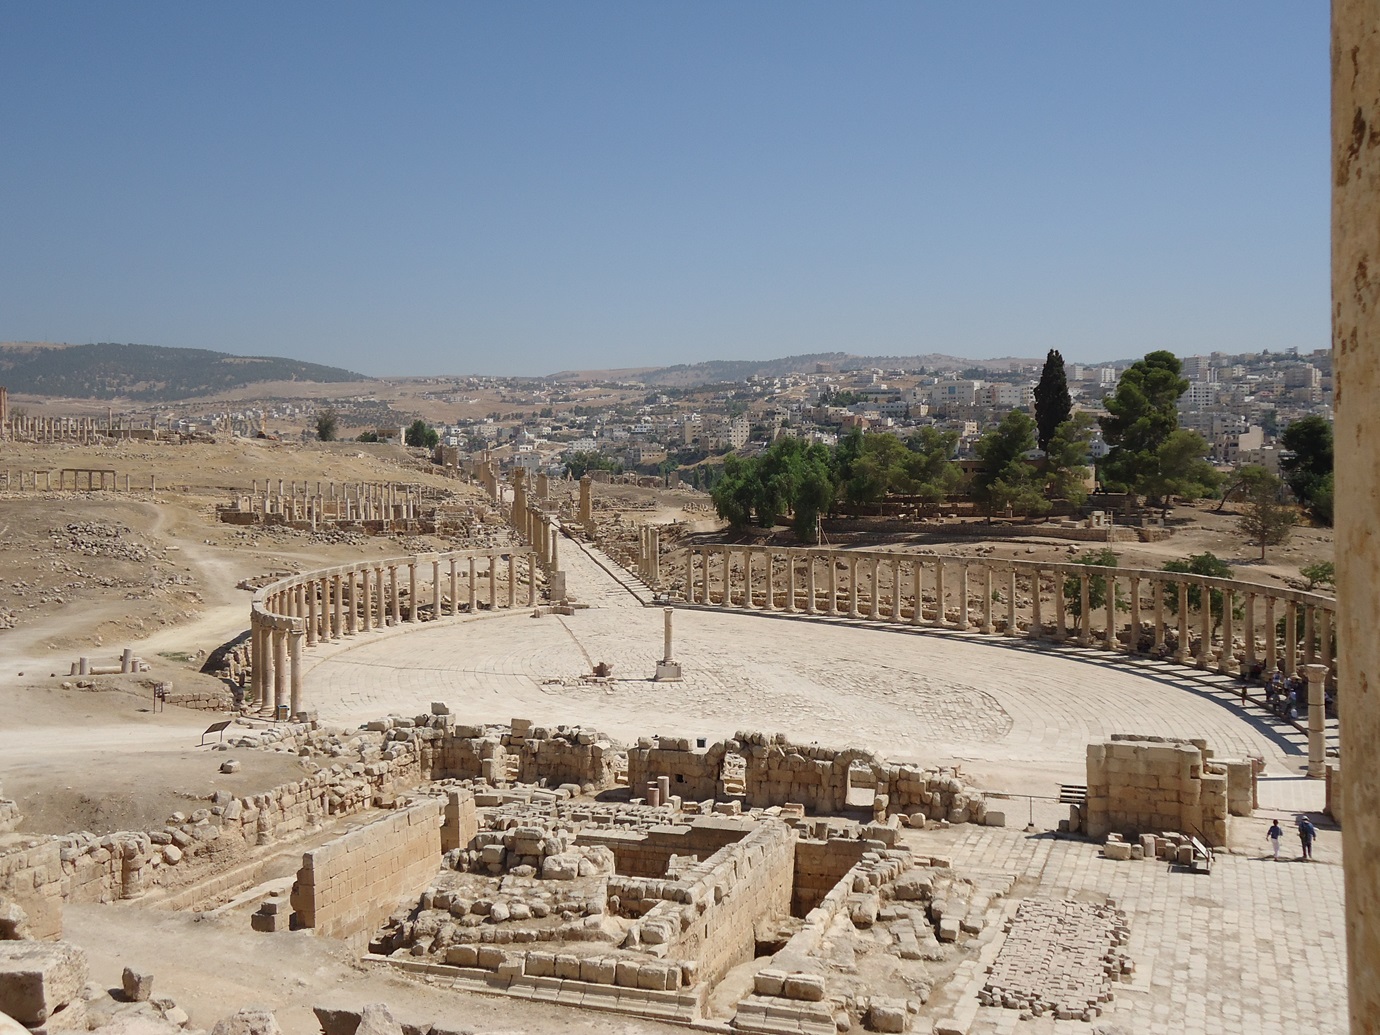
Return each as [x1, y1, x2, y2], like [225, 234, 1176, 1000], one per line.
[827, 554, 839, 616]
[846, 556, 859, 618]
[250, 621, 265, 712]
[762, 552, 774, 611]
[742, 548, 754, 608]
[957, 563, 969, 630]
[654, 607, 681, 681]
[306, 585, 317, 647]
[649, 527, 661, 588]
[332, 575, 343, 639]
[806, 554, 818, 614]
[1029, 569, 1043, 639]
[362, 569, 373, 632]
[527, 552, 538, 606]
[1053, 567, 1066, 641]
[489, 553, 498, 608]
[389, 566, 400, 625]
[1152, 582, 1165, 653]
[289, 626, 304, 718]
[1333, 10, 1380, 1021]
[1078, 574, 1091, 646]
[507, 554, 517, 608]
[911, 561, 924, 626]
[450, 558, 459, 616]
[983, 566, 994, 635]
[579, 475, 594, 531]
[433, 560, 442, 619]
[535, 471, 549, 500]
[1196, 583, 1212, 669]
[408, 563, 418, 622]
[784, 553, 797, 613]
[468, 557, 477, 611]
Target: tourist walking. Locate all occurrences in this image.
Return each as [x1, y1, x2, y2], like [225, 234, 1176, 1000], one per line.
[1267, 819, 1283, 860]
[1297, 816, 1317, 861]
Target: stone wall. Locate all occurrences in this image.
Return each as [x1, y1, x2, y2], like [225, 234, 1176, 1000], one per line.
[290, 797, 447, 940]
[1084, 736, 1229, 846]
[627, 820, 796, 988]
[0, 838, 63, 940]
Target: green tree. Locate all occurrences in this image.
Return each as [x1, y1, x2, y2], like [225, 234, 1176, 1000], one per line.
[710, 453, 761, 529]
[405, 419, 439, 449]
[1280, 415, 1334, 525]
[1099, 351, 1202, 506]
[904, 427, 962, 503]
[973, 411, 1049, 519]
[708, 437, 837, 541]
[1300, 560, 1336, 590]
[1043, 413, 1094, 506]
[314, 408, 339, 442]
[1236, 466, 1296, 560]
[1162, 552, 1237, 629]
[1135, 429, 1222, 515]
[1063, 547, 1125, 618]
[1033, 348, 1072, 452]
[564, 451, 622, 479]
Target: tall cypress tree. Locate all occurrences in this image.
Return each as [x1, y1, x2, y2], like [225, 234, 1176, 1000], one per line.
[1033, 348, 1072, 452]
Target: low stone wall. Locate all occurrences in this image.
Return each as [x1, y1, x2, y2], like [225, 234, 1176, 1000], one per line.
[0, 838, 64, 940]
[290, 797, 449, 940]
[1085, 736, 1229, 845]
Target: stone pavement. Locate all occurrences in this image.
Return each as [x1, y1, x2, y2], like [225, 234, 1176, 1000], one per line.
[937, 823, 1346, 1035]
[302, 536, 1325, 809]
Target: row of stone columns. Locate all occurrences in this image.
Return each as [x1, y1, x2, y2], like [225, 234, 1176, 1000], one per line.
[249, 551, 539, 719]
[0, 415, 100, 443]
[681, 547, 1336, 682]
[637, 525, 662, 588]
[4, 470, 152, 492]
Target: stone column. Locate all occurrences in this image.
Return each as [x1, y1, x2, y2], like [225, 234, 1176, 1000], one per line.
[289, 627, 304, 717]
[408, 564, 418, 622]
[1104, 573, 1117, 650]
[1285, 602, 1298, 676]
[1243, 592, 1257, 671]
[958, 563, 970, 630]
[272, 627, 287, 718]
[1219, 589, 1236, 675]
[347, 573, 357, 635]
[390, 566, 401, 625]
[934, 561, 946, 628]
[489, 553, 498, 608]
[979, 565, 992, 634]
[507, 554, 517, 608]
[847, 556, 859, 618]
[1007, 568, 1017, 636]
[743, 549, 754, 608]
[363, 569, 373, 632]
[1265, 595, 1277, 673]
[1029, 569, 1043, 640]
[806, 554, 818, 615]
[468, 557, 477, 611]
[1128, 577, 1141, 653]
[784, 553, 797, 613]
[1197, 581, 1213, 669]
[306, 584, 318, 647]
[887, 558, 902, 621]
[911, 561, 923, 626]
[1175, 583, 1190, 662]
[450, 558, 459, 616]
[579, 475, 594, 529]
[332, 575, 343, 639]
[1078, 574, 1090, 646]
[650, 527, 661, 588]
[251, 621, 266, 713]
[528, 552, 538, 606]
[828, 555, 839, 616]
[1320, 607, 1333, 679]
[1053, 567, 1066, 642]
[663, 607, 674, 663]
[430, 560, 440, 619]
[868, 556, 880, 619]
[1307, 663, 1329, 780]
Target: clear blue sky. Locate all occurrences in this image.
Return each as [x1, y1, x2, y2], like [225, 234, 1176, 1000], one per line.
[0, 3, 1328, 376]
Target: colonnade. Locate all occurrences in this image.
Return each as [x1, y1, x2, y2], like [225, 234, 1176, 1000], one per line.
[678, 545, 1337, 684]
[247, 547, 539, 720]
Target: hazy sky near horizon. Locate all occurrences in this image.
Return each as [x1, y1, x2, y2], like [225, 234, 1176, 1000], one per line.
[0, 4, 1327, 377]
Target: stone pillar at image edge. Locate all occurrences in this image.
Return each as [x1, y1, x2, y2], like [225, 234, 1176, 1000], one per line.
[1333, 3, 1380, 1029]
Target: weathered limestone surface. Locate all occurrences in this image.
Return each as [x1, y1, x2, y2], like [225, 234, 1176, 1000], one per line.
[0, 940, 88, 1024]
[290, 797, 448, 940]
[1084, 735, 1231, 846]
[1336, 3, 1380, 1030]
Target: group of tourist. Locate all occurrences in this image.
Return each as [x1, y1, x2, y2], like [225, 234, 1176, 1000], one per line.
[1266, 816, 1317, 861]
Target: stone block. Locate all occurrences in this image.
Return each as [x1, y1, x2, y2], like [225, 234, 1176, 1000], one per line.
[783, 973, 826, 1002]
[0, 941, 89, 1024]
[754, 969, 786, 996]
[867, 998, 908, 1033]
[121, 967, 153, 1002]
[1103, 841, 1133, 861]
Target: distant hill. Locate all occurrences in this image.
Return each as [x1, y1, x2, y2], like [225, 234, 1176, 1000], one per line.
[581, 352, 1042, 387]
[0, 342, 367, 401]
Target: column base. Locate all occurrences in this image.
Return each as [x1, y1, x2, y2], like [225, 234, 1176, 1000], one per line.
[653, 661, 683, 682]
